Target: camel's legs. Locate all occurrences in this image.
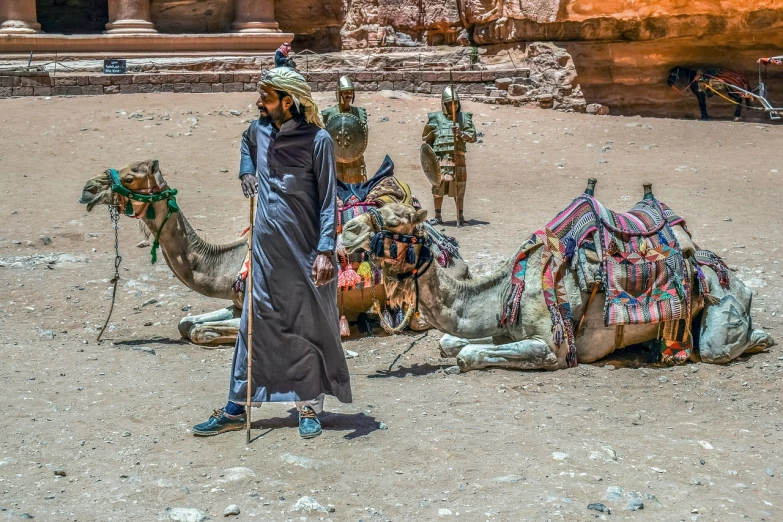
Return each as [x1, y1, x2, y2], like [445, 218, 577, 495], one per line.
[178, 306, 240, 345]
[456, 338, 559, 371]
[439, 334, 494, 357]
[188, 318, 241, 346]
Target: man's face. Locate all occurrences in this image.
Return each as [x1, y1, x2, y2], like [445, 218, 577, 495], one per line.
[256, 85, 290, 124]
[443, 102, 457, 119]
[339, 90, 353, 109]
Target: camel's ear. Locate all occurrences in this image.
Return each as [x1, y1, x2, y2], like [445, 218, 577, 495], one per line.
[413, 208, 428, 224]
[148, 159, 160, 174]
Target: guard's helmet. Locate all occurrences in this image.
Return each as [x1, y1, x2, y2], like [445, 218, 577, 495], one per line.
[336, 76, 355, 103]
[441, 86, 461, 112]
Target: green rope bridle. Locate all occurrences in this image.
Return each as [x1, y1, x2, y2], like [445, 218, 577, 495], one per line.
[107, 168, 180, 264]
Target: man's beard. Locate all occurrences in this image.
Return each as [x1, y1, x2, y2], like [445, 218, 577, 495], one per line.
[258, 104, 285, 125]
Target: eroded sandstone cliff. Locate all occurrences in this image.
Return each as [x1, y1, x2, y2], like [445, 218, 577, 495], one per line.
[145, 0, 783, 119]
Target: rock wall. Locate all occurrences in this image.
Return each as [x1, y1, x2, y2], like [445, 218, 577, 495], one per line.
[142, 0, 783, 120]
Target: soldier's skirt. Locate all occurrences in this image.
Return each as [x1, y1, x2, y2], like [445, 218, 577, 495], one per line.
[336, 156, 367, 184]
[432, 165, 467, 199]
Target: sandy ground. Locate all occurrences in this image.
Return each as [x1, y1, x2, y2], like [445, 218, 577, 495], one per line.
[1, 91, 783, 522]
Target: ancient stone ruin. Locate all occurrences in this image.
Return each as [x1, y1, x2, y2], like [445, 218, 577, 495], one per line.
[2, 0, 782, 119]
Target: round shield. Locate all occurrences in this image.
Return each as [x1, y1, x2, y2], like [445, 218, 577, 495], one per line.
[420, 143, 442, 187]
[325, 112, 368, 163]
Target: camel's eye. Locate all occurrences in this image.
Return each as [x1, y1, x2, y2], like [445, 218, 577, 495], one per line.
[124, 176, 134, 183]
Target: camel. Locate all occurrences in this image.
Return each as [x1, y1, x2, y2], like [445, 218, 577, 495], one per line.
[79, 159, 469, 345]
[341, 194, 773, 372]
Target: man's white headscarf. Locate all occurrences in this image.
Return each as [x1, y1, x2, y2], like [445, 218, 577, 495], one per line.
[259, 67, 324, 128]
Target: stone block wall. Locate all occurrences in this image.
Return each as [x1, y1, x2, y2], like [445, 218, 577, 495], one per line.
[0, 68, 587, 111]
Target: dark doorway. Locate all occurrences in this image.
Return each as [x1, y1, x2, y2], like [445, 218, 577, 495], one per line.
[36, 0, 109, 35]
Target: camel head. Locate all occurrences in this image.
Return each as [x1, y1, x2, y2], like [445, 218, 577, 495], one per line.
[79, 159, 167, 213]
[342, 203, 430, 279]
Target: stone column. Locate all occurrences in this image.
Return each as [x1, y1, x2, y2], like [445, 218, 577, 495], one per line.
[232, 0, 280, 32]
[0, 0, 42, 34]
[105, 0, 157, 34]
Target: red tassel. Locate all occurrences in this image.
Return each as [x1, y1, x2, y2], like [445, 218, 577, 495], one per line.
[339, 315, 350, 337]
[338, 264, 362, 290]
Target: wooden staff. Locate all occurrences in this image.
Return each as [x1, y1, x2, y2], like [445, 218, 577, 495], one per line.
[246, 195, 255, 444]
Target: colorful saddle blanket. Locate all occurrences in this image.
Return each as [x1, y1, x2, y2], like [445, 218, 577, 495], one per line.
[499, 193, 700, 367]
[336, 156, 412, 290]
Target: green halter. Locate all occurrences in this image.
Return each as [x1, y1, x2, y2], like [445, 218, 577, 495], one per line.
[108, 168, 180, 264]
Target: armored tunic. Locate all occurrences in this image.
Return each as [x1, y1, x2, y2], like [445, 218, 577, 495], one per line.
[422, 110, 477, 198]
[322, 105, 368, 184]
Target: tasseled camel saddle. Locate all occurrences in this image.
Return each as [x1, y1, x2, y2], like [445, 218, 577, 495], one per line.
[500, 182, 730, 367]
[233, 156, 461, 335]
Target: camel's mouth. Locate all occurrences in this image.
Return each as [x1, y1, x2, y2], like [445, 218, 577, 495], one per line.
[79, 170, 113, 211]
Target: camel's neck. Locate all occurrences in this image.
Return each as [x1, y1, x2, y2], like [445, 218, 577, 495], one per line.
[414, 257, 512, 339]
[141, 199, 247, 301]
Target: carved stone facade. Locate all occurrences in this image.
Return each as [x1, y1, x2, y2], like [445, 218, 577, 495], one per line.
[0, 0, 291, 53]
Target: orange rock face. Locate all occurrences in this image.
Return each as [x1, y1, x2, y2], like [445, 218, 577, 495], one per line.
[146, 0, 783, 118]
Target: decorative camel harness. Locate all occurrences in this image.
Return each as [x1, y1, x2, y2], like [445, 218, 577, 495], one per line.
[107, 168, 180, 264]
[96, 169, 181, 342]
[365, 207, 435, 334]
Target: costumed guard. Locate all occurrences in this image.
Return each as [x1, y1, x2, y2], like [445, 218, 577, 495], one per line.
[322, 76, 369, 184]
[193, 66, 351, 439]
[421, 86, 477, 227]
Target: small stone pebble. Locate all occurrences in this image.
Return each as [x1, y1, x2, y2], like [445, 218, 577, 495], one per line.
[658, 376, 668, 383]
[378, 422, 388, 430]
[587, 502, 610, 513]
[626, 496, 644, 511]
[223, 504, 240, 516]
[54, 469, 66, 477]
[137, 240, 150, 248]
[444, 365, 460, 375]
[766, 467, 775, 477]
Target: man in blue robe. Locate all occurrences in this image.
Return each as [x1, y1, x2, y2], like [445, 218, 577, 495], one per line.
[193, 67, 352, 439]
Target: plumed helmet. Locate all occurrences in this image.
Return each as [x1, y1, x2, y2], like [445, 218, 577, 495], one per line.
[336, 76, 355, 103]
[441, 86, 461, 112]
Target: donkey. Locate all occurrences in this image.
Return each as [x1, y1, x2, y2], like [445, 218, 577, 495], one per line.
[667, 66, 752, 121]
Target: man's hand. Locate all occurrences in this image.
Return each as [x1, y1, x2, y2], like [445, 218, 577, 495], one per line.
[451, 124, 466, 141]
[311, 254, 335, 287]
[240, 173, 258, 198]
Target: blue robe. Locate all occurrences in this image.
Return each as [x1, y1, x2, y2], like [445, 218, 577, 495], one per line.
[231, 117, 352, 405]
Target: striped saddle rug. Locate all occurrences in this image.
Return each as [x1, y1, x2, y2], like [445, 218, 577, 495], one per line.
[500, 194, 694, 367]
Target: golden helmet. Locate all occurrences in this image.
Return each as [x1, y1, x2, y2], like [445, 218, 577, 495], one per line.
[336, 76, 355, 103]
